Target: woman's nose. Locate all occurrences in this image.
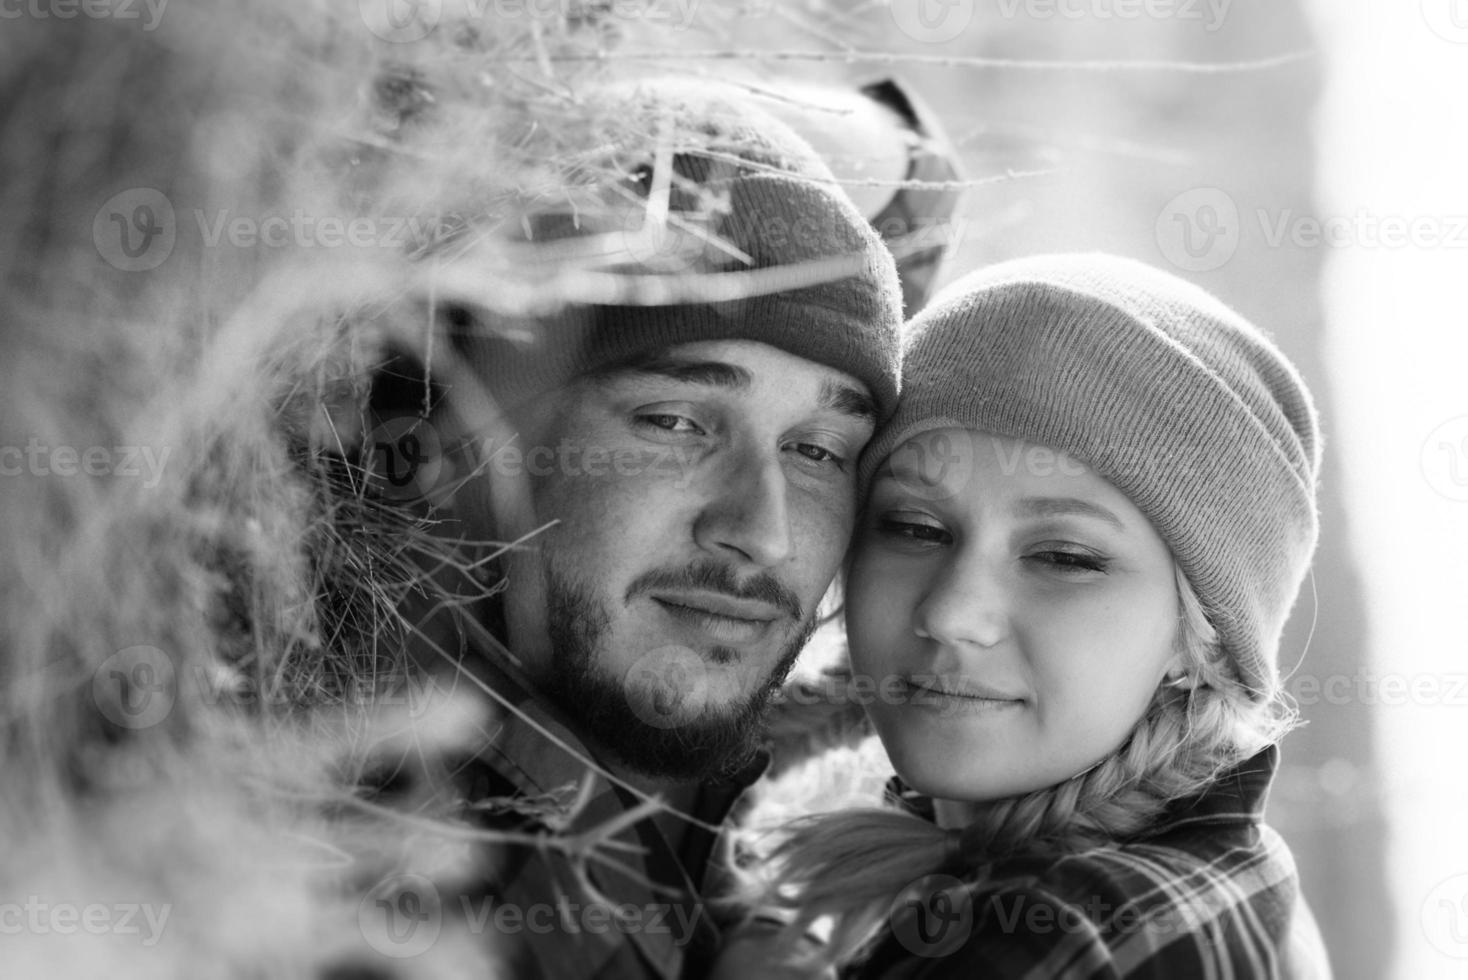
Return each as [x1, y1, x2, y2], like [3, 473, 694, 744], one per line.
[912, 553, 1009, 649]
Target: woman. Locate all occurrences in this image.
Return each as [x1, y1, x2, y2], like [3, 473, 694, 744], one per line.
[719, 253, 1331, 978]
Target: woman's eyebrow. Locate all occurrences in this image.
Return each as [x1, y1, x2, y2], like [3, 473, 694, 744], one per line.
[1014, 496, 1126, 530]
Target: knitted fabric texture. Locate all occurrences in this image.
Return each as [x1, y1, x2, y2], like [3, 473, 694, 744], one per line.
[859, 253, 1321, 700]
[450, 80, 904, 418]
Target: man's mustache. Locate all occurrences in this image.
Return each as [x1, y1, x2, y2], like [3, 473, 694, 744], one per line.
[625, 561, 805, 622]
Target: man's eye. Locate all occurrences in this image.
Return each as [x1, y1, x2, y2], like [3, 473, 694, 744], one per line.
[634, 413, 703, 434]
[791, 442, 845, 467]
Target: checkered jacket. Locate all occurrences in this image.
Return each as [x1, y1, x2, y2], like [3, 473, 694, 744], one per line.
[852, 746, 1331, 979]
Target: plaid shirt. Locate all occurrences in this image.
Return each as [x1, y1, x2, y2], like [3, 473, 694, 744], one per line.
[450, 657, 766, 980]
[852, 746, 1331, 980]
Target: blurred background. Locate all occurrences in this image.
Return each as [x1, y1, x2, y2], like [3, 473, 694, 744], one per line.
[5, 1, 1463, 977]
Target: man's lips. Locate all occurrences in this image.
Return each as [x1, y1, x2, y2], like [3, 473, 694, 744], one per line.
[650, 590, 783, 623]
[649, 591, 785, 645]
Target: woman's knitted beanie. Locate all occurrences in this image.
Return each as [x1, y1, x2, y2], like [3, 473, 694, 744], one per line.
[447, 79, 904, 419]
[859, 254, 1321, 700]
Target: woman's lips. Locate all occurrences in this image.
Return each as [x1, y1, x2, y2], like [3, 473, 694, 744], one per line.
[902, 675, 1025, 711]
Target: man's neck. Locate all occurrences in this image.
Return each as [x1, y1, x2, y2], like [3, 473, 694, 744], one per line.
[486, 685, 702, 846]
[466, 643, 714, 856]
[612, 767, 702, 854]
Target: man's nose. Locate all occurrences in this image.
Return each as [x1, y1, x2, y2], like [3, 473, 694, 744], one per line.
[911, 551, 1009, 650]
[692, 449, 795, 568]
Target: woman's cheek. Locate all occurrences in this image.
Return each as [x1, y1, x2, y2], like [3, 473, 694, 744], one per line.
[847, 561, 909, 676]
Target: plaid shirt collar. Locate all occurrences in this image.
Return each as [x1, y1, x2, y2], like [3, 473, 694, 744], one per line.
[1134, 744, 1278, 838]
[885, 746, 1280, 837]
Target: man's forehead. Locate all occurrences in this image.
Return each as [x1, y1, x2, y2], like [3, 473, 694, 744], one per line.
[595, 339, 870, 401]
[580, 340, 875, 426]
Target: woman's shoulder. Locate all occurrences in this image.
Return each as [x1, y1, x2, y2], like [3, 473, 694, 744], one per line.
[988, 820, 1298, 906]
[854, 829, 1313, 979]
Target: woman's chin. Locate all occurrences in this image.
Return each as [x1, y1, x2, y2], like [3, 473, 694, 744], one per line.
[886, 739, 1047, 804]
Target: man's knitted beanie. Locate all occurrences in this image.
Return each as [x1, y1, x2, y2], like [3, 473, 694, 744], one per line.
[859, 254, 1321, 700]
[448, 80, 904, 419]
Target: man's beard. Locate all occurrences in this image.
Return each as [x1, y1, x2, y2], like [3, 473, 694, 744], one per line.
[534, 558, 817, 782]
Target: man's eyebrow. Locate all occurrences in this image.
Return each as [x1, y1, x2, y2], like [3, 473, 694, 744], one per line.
[820, 379, 877, 426]
[1014, 496, 1127, 530]
[590, 356, 753, 390]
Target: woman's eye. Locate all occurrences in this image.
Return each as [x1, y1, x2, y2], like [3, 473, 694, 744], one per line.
[875, 517, 951, 545]
[1026, 550, 1109, 574]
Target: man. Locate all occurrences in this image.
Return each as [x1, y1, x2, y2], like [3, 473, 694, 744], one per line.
[371, 81, 904, 979]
